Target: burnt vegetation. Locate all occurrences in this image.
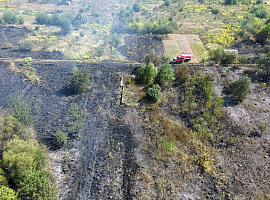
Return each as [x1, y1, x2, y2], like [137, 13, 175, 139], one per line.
[0, 0, 270, 199]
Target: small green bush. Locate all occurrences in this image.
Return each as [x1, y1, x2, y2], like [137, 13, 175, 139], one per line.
[11, 95, 33, 126]
[68, 69, 90, 94]
[54, 130, 68, 148]
[229, 76, 251, 103]
[258, 53, 270, 75]
[147, 84, 161, 102]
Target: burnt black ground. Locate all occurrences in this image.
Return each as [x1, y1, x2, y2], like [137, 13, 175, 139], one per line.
[0, 61, 140, 199]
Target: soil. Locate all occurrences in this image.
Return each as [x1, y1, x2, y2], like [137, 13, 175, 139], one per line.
[118, 35, 164, 63]
[0, 26, 64, 60]
[0, 60, 270, 199]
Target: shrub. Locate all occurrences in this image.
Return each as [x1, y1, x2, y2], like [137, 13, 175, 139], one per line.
[17, 15, 24, 24]
[210, 47, 237, 64]
[133, 3, 140, 12]
[2, 138, 48, 184]
[68, 69, 90, 94]
[142, 49, 162, 67]
[2, 11, 17, 24]
[229, 76, 251, 102]
[0, 185, 17, 200]
[258, 53, 270, 75]
[79, 31, 85, 37]
[147, 84, 161, 102]
[11, 95, 33, 126]
[256, 23, 270, 43]
[21, 39, 33, 50]
[135, 62, 157, 85]
[154, 62, 174, 89]
[239, 55, 248, 64]
[175, 64, 190, 84]
[35, 13, 50, 25]
[54, 130, 68, 148]
[18, 170, 58, 200]
[0, 116, 23, 152]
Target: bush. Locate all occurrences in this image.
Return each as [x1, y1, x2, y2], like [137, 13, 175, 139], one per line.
[256, 23, 270, 43]
[142, 49, 162, 67]
[21, 39, 34, 50]
[0, 116, 23, 152]
[79, 31, 85, 37]
[17, 15, 24, 24]
[154, 62, 174, 89]
[2, 138, 48, 184]
[68, 69, 90, 94]
[175, 64, 190, 84]
[258, 53, 270, 75]
[18, 170, 58, 200]
[239, 55, 248, 64]
[135, 62, 157, 85]
[2, 11, 17, 24]
[210, 47, 237, 64]
[11, 95, 33, 126]
[229, 76, 251, 102]
[147, 85, 161, 102]
[35, 13, 50, 25]
[54, 130, 68, 148]
[0, 185, 17, 200]
[133, 3, 140, 12]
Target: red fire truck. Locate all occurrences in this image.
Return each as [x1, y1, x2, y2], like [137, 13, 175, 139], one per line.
[172, 54, 192, 64]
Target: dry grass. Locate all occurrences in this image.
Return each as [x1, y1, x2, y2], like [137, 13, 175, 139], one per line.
[9, 62, 41, 84]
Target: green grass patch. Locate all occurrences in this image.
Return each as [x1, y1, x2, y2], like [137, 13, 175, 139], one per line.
[191, 43, 208, 62]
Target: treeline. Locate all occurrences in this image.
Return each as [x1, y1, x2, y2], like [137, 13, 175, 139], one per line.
[112, 4, 176, 35]
[35, 12, 87, 35]
[0, 95, 58, 200]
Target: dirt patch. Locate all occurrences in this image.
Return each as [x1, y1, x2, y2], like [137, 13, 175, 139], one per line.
[0, 26, 30, 46]
[117, 35, 164, 63]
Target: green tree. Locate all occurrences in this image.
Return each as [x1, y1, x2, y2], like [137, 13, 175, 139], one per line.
[154, 62, 174, 89]
[2, 138, 48, 184]
[135, 62, 157, 85]
[229, 76, 251, 103]
[0, 185, 17, 200]
[18, 170, 58, 200]
[68, 69, 90, 94]
[147, 84, 161, 102]
[258, 53, 270, 75]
